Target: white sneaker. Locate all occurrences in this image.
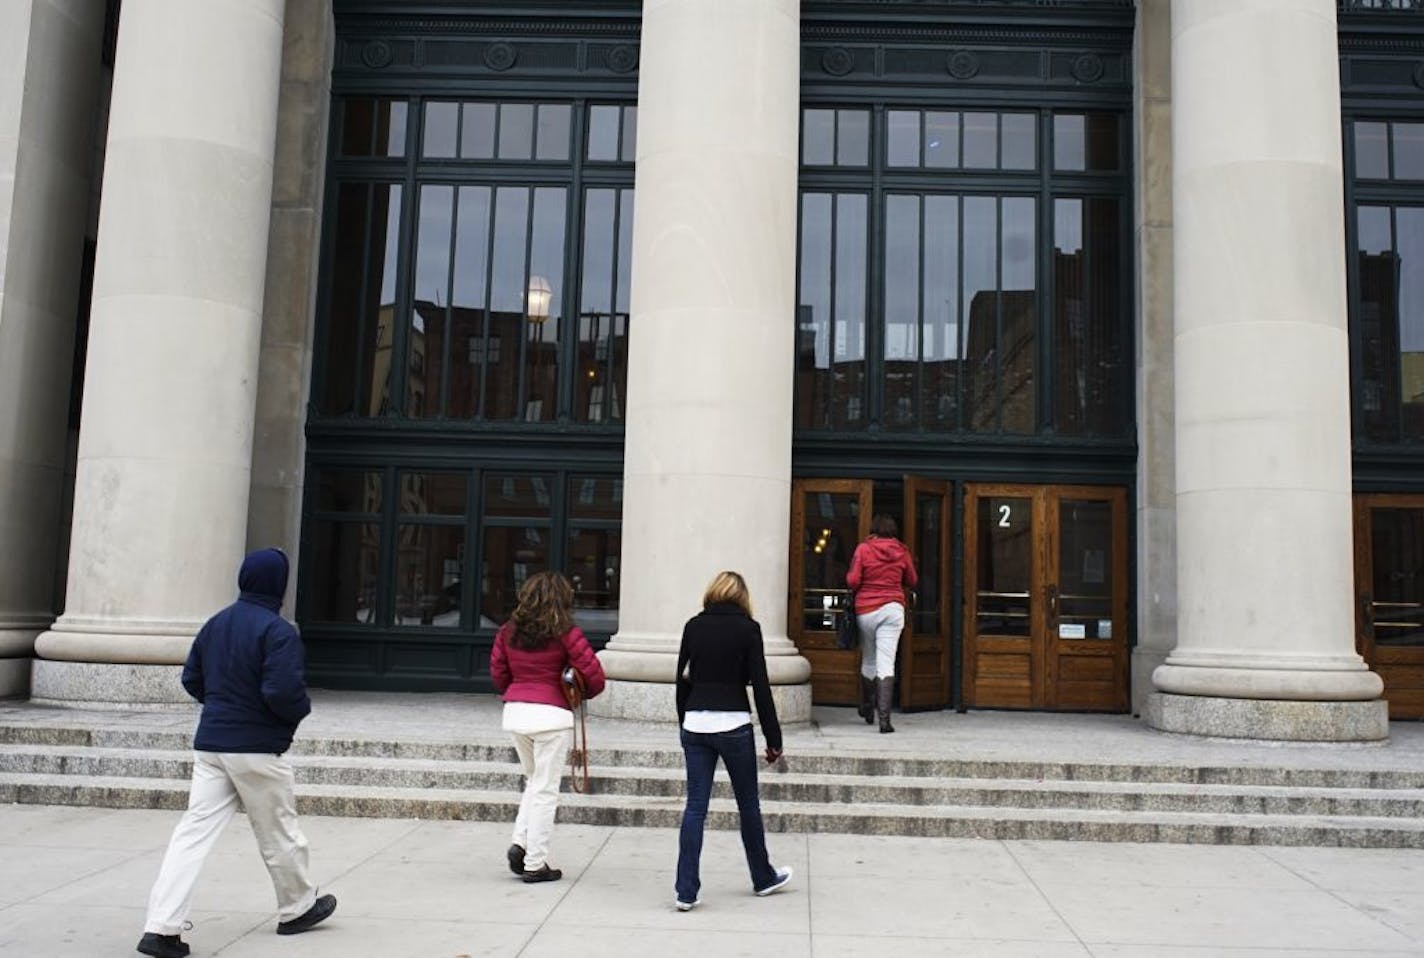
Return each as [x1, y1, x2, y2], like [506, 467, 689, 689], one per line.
[675, 898, 700, 912]
[755, 866, 793, 896]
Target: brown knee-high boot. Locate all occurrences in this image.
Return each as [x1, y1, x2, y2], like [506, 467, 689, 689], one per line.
[858, 676, 875, 725]
[876, 677, 895, 734]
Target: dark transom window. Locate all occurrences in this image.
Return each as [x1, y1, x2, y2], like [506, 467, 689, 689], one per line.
[795, 107, 1129, 437]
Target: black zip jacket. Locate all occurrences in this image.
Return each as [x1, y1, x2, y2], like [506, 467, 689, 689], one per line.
[674, 602, 782, 752]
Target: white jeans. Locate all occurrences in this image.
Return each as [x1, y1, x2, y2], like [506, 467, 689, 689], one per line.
[857, 602, 905, 680]
[509, 726, 574, 870]
[144, 752, 317, 935]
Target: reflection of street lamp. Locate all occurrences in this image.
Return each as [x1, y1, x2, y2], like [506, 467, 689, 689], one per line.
[525, 276, 552, 421]
[526, 275, 551, 324]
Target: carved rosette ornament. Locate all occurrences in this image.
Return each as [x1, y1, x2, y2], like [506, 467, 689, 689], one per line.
[361, 40, 393, 70]
[946, 50, 980, 80]
[484, 42, 517, 72]
[1072, 52, 1105, 83]
[822, 47, 854, 76]
[608, 44, 639, 74]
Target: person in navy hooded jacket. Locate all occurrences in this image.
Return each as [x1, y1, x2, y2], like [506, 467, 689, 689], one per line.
[137, 549, 335, 958]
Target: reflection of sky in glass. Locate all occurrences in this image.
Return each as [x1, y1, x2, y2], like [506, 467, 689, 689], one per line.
[1398, 208, 1424, 351]
[924, 196, 958, 361]
[835, 194, 867, 360]
[379, 186, 403, 303]
[1002, 198, 1035, 289]
[800, 194, 832, 367]
[491, 189, 529, 312]
[1055, 199, 1082, 253]
[414, 186, 453, 307]
[581, 190, 615, 314]
[884, 195, 919, 360]
[453, 187, 491, 309]
[962, 196, 996, 322]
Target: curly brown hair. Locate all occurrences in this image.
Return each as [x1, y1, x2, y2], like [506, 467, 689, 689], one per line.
[508, 571, 575, 650]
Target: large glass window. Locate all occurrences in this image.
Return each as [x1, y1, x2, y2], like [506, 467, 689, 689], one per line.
[318, 97, 633, 425]
[796, 107, 1128, 437]
[303, 466, 621, 636]
[1350, 118, 1424, 445]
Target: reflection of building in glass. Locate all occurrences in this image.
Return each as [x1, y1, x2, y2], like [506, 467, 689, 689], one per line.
[964, 290, 1036, 433]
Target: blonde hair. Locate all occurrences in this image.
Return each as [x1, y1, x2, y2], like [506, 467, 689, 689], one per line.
[702, 570, 753, 616]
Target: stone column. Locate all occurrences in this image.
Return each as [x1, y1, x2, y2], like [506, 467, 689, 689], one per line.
[0, 1, 105, 698]
[1148, 0, 1386, 741]
[1130, 0, 1177, 716]
[592, 0, 812, 722]
[33, 0, 286, 705]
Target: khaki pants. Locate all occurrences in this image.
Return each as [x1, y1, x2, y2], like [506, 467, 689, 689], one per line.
[509, 727, 573, 871]
[144, 751, 317, 935]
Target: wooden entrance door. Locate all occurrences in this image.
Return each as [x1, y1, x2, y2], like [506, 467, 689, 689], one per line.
[899, 476, 951, 709]
[1354, 494, 1424, 719]
[963, 484, 1128, 711]
[789, 478, 872, 705]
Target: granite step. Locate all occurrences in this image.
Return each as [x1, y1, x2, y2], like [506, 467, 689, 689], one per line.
[3, 723, 1423, 789]
[4, 771, 1424, 847]
[4, 742, 1424, 820]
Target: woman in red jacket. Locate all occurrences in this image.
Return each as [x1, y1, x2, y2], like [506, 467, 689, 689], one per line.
[846, 515, 919, 733]
[490, 571, 606, 883]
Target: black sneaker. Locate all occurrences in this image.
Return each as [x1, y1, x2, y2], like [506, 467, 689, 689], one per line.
[522, 864, 563, 883]
[275, 893, 337, 935]
[507, 843, 526, 876]
[136, 932, 189, 958]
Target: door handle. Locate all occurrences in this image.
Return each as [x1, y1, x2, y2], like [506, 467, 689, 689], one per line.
[1359, 593, 1375, 641]
[1047, 584, 1059, 619]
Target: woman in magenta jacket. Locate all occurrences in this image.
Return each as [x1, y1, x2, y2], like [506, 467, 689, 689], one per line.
[846, 514, 919, 733]
[490, 571, 606, 882]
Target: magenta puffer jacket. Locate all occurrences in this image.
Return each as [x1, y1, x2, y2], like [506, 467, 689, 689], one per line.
[490, 622, 606, 709]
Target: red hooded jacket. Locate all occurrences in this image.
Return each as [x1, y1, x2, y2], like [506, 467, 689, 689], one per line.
[490, 622, 606, 709]
[846, 536, 919, 614]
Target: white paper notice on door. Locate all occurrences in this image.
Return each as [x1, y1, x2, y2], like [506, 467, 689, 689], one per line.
[1058, 623, 1086, 639]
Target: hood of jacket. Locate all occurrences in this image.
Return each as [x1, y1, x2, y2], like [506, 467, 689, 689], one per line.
[238, 548, 289, 610]
[862, 536, 908, 563]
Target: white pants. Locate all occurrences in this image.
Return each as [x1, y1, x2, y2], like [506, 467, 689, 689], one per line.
[858, 602, 905, 680]
[509, 726, 573, 870]
[145, 751, 317, 935]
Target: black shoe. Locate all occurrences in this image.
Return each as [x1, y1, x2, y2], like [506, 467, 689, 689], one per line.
[275, 893, 337, 935]
[507, 843, 526, 876]
[136, 933, 189, 958]
[522, 864, 563, 883]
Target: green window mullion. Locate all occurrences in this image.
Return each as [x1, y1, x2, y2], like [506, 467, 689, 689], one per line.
[867, 105, 886, 429]
[955, 192, 967, 434]
[1039, 110, 1056, 434]
[557, 101, 589, 423]
[916, 193, 926, 432]
[439, 182, 460, 418]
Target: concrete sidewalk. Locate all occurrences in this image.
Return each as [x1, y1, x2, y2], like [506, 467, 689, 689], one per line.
[3, 803, 1424, 957]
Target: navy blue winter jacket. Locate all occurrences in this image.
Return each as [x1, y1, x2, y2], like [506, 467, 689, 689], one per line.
[182, 549, 312, 754]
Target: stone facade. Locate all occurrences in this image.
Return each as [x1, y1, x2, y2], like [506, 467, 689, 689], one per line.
[0, 0, 1407, 741]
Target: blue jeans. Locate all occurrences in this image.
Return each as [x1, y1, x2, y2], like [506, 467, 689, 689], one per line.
[675, 724, 777, 902]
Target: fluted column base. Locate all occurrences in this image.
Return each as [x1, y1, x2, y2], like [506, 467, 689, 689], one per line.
[1146, 691, 1387, 742]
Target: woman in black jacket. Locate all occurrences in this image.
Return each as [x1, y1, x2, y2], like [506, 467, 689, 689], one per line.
[673, 571, 793, 911]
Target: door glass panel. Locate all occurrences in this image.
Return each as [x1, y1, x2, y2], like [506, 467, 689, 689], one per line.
[481, 525, 549, 627]
[568, 528, 620, 635]
[307, 521, 381, 624]
[395, 525, 465, 628]
[1371, 507, 1424, 647]
[801, 492, 860, 631]
[912, 491, 943, 633]
[1058, 499, 1113, 640]
[976, 496, 1031, 635]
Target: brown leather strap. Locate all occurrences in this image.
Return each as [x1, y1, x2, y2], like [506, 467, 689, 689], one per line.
[567, 693, 590, 793]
